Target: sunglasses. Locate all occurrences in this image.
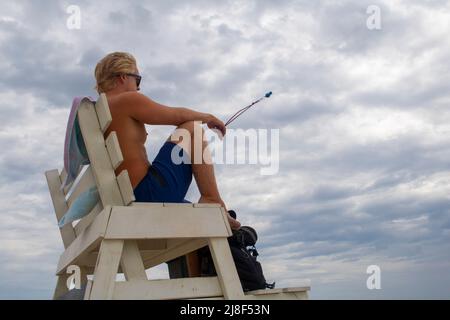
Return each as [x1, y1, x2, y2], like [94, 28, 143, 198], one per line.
[113, 72, 142, 89]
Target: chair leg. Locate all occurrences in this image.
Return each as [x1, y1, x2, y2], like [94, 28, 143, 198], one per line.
[53, 274, 70, 300]
[120, 240, 147, 281]
[89, 239, 124, 300]
[208, 238, 245, 299]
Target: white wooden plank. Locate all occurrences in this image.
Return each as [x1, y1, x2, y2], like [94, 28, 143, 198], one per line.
[77, 101, 124, 207]
[245, 291, 309, 300]
[84, 280, 93, 300]
[120, 240, 147, 281]
[193, 203, 222, 208]
[105, 131, 123, 170]
[95, 93, 112, 133]
[163, 202, 194, 207]
[45, 169, 76, 248]
[116, 170, 135, 205]
[136, 239, 167, 251]
[77, 252, 100, 270]
[208, 237, 245, 299]
[60, 168, 68, 187]
[79, 266, 89, 287]
[59, 168, 73, 195]
[89, 239, 124, 300]
[66, 166, 96, 207]
[246, 286, 311, 295]
[219, 207, 232, 236]
[113, 277, 222, 300]
[56, 206, 112, 275]
[143, 238, 208, 269]
[105, 206, 231, 239]
[130, 202, 164, 208]
[195, 290, 309, 300]
[74, 201, 103, 236]
[53, 274, 70, 300]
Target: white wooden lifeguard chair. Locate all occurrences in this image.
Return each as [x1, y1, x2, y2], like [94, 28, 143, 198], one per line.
[45, 94, 310, 300]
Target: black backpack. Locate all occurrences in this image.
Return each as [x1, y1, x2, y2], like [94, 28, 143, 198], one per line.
[228, 226, 275, 291]
[199, 213, 275, 292]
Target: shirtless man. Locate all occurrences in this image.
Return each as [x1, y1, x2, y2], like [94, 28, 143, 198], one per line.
[95, 52, 240, 230]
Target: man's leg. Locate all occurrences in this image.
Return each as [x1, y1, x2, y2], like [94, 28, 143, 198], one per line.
[166, 121, 240, 278]
[167, 120, 241, 230]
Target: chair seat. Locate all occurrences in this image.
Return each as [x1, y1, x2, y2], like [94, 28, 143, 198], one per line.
[56, 203, 231, 276]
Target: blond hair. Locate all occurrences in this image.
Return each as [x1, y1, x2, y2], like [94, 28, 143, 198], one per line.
[94, 52, 137, 93]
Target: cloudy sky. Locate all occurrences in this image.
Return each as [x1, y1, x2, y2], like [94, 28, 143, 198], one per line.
[1, 0, 450, 299]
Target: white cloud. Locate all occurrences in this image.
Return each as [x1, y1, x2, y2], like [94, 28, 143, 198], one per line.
[0, 0, 450, 299]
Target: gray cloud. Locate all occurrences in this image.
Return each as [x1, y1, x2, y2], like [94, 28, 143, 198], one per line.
[1, 0, 450, 299]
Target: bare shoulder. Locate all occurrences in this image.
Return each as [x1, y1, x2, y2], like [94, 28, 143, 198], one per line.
[107, 91, 180, 125]
[107, 92, 152, 115]
[112, 91, 148, 105]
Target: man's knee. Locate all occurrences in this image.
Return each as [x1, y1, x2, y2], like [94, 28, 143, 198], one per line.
[177, 120, 203, 136]
[168, 120, 204, 145]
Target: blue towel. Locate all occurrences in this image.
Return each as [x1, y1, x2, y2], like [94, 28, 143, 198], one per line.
[58, 186, 100, 227]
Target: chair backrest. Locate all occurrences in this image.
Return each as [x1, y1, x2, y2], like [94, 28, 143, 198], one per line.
[46, 94, 135, 248]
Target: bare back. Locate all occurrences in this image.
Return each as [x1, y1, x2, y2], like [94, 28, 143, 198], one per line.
[104, 93, 150, 189]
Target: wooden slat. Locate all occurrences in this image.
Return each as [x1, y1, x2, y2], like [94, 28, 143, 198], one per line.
[56, 206, 112, 275]
[219, 207, 232, 235]
[89, 239, 124, 300]
[113, 277, 222, 300]
[60, 168, 68, 187]
[193, 203, 222, 208]
[163, 203, 194, 207]
[59, 168, 73, 195]
[84, 280, 93, 300]
[66, 166, 96, 207]
[120, 240, 147, 281]
[130, 202, 164, 208]
[245, 291, 309, 300]
[45, 169, 76, 248]
[76, 252, 98, 270]
[77, 100, 123, 207]
[197, 289, 309, 300]
[116, 170, 135, 205]
[74, 201, 103, 236]
[95, 93, 112, 133]
[136, 239, 167, 251]
[246, 286, 311, 296]
[105, 206, 232, 240]
[105, 131, 123, 170]
[143, 238, 208, 269]
[53, 274, 70, 300]
[208, 237, 245, 299]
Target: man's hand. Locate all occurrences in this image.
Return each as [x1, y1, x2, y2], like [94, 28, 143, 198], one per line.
[205, 114, 226, 138]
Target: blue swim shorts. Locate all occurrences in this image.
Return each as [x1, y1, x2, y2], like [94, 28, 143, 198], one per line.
[133, 141, 193, 203]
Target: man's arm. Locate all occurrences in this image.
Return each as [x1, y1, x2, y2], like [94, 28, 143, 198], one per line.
[122, 92, 226, 136]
